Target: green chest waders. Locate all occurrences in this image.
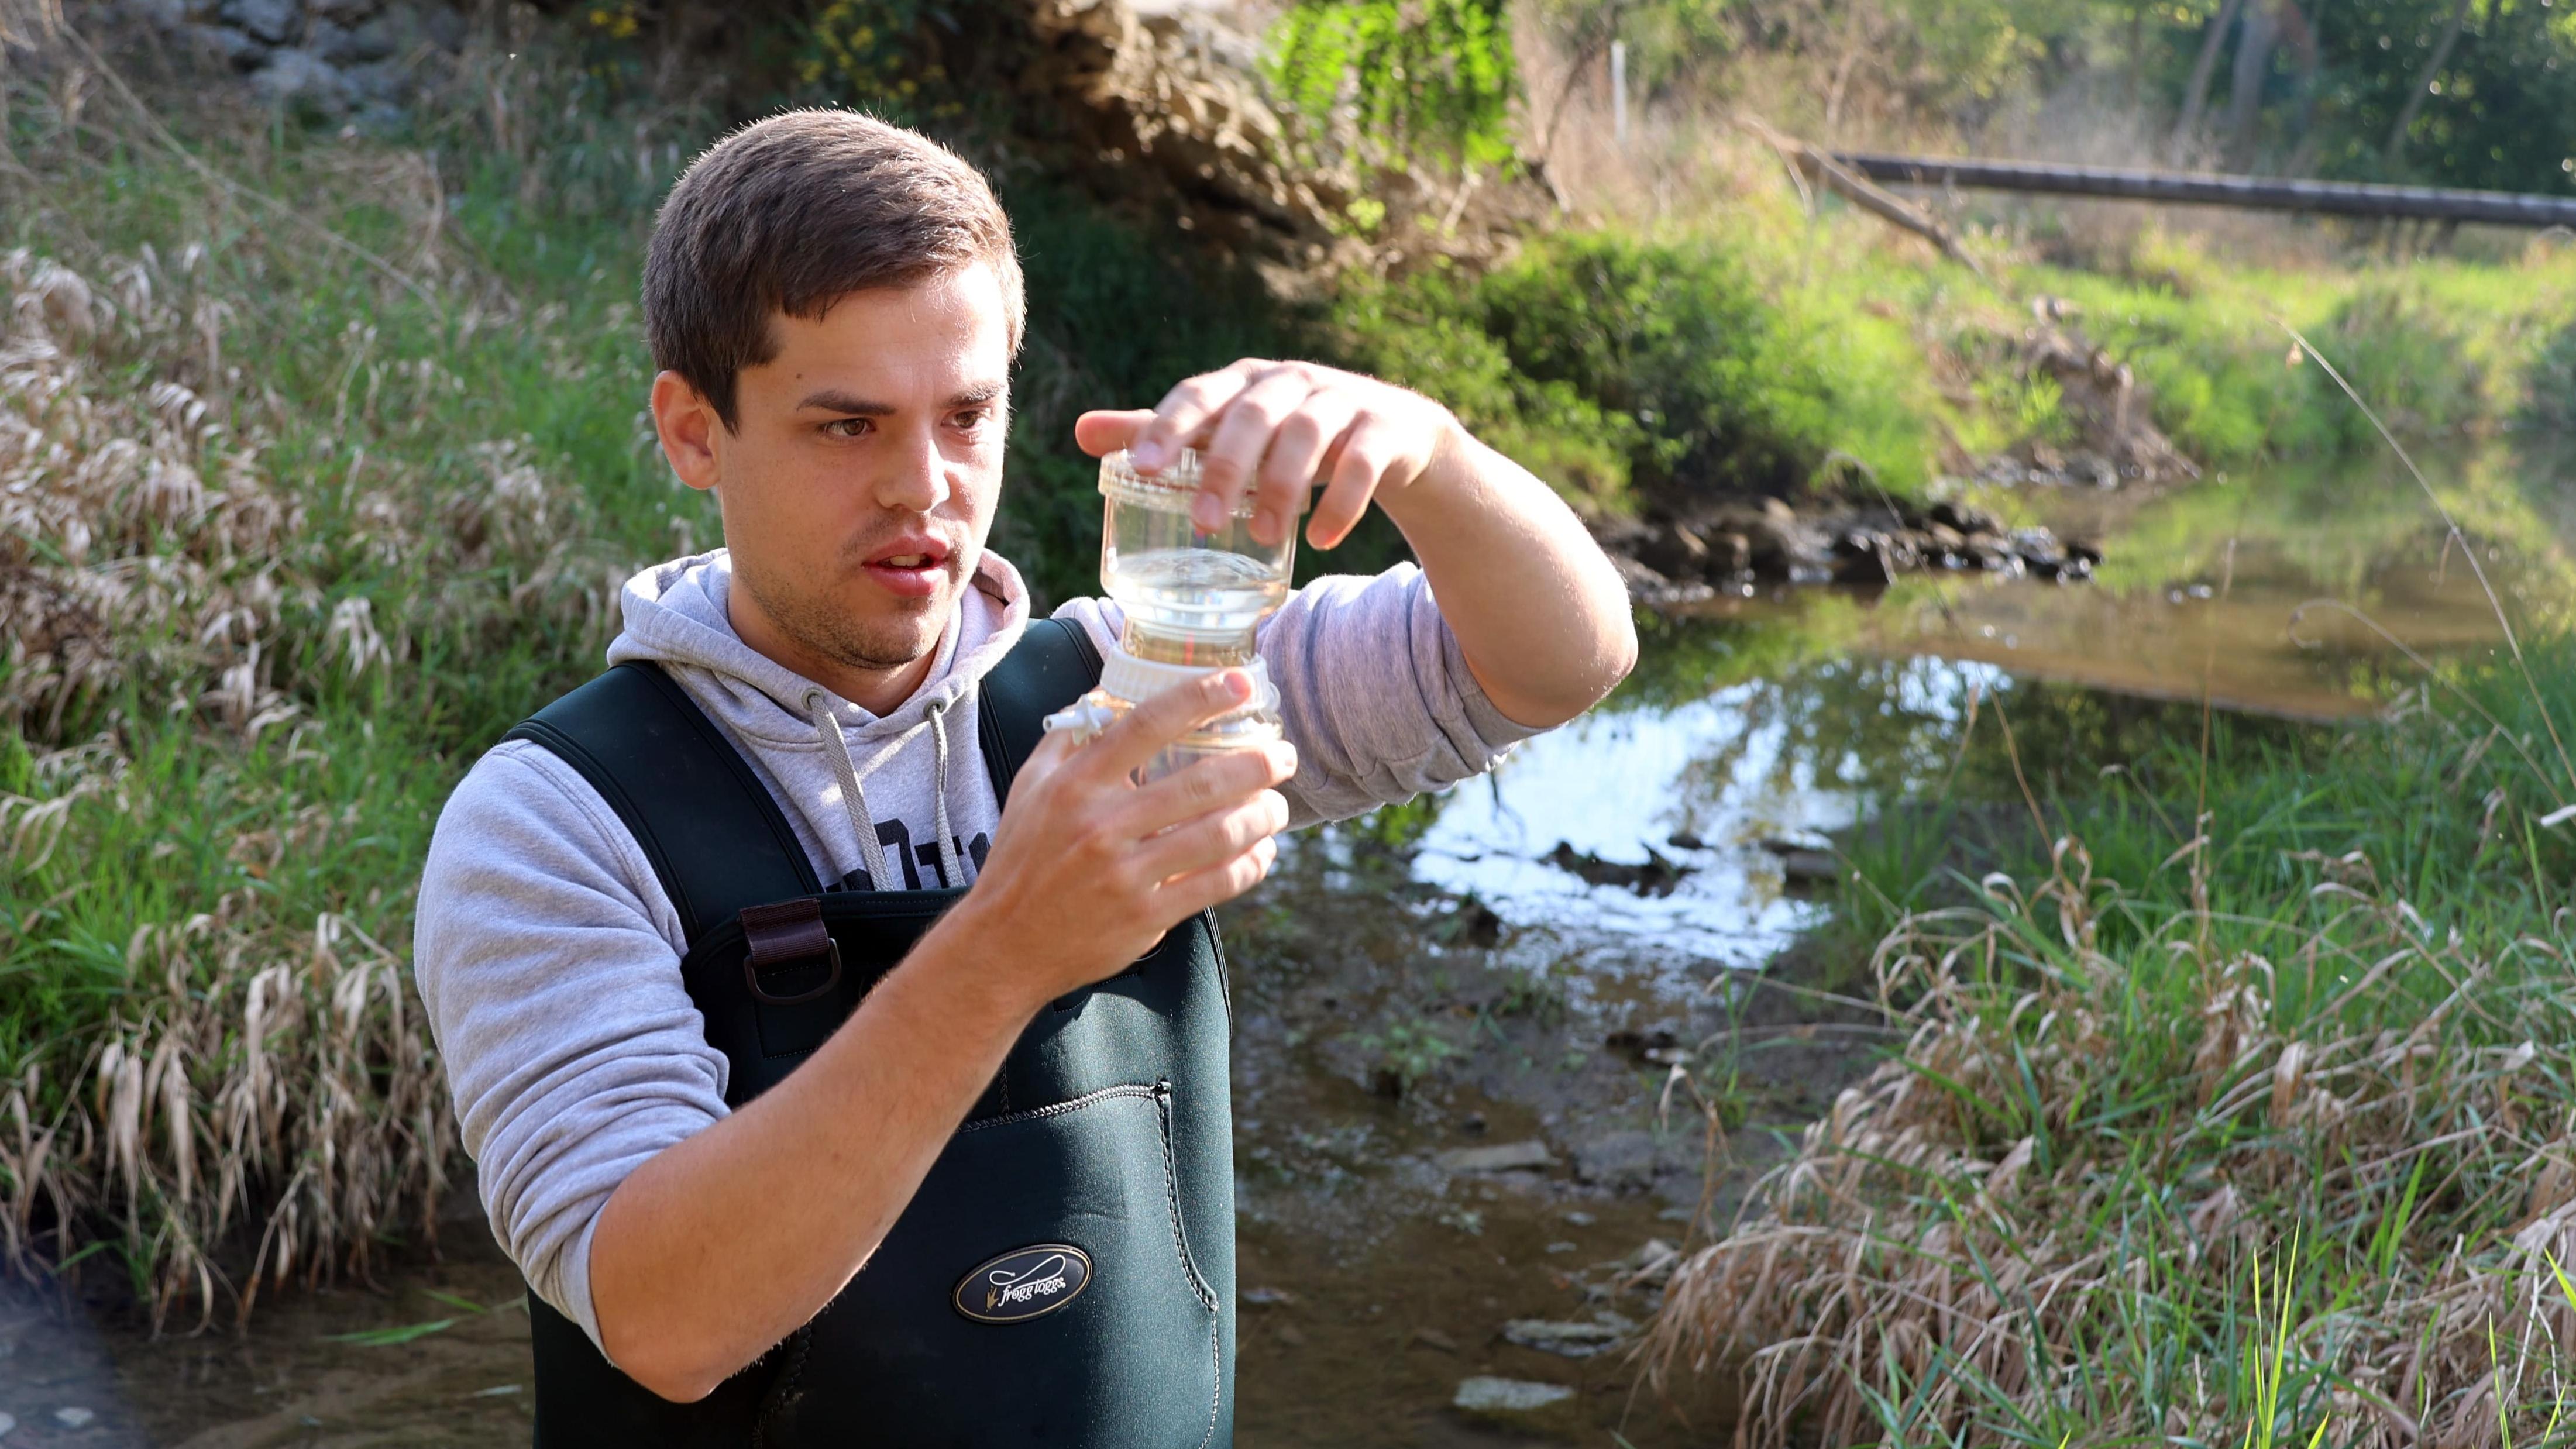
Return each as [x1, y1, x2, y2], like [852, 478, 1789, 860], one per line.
[501, 619, 1237, 1448]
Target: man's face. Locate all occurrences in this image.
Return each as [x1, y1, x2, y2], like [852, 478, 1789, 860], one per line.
[661, 263, 1012, 683]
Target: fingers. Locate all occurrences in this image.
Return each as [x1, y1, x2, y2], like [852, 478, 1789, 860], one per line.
[1083, 668, 1260, 781]
[1251, 387, 1358, 549]
[1131, 360, 1263, 476]
[1134, 787, 1291, 882]
[1310, 414, 1405, 549]
[1155, 835, 1281, 918]
[1122, 737, 1298, 835]
[1074, 409, 1156, 459]
[1194, 365, 1317, 535]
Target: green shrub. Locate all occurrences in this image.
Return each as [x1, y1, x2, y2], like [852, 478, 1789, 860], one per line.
[1478, 232, 1828, 500]
[2527, 318, 2576, 433]
[2313, 278, 2485, 445]
[1327, 264, 1639, 508]
[1265, 0, 1518, 177]
[1330, 230, 1943, 511]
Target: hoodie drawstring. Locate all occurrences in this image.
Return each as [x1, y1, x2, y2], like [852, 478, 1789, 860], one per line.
[806, 687, 964, 892]
[926, 697, 962, 890]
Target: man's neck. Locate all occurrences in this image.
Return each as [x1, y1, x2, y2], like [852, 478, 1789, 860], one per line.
[727, 597, 944, 718]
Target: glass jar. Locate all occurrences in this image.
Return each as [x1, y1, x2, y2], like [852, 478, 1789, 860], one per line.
[1098, 447, 1296, 666]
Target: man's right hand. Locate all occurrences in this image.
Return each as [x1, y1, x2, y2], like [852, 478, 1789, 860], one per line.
[942, 667, 1295, 1007]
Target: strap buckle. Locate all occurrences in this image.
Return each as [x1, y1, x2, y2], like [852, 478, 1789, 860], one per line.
[738, 898, 843, 1007]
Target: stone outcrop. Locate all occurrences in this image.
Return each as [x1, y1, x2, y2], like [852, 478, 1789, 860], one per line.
[114, 0, 469, 123]
[1022, 0, 1358, 263]
[1013, 0, 1550, 273]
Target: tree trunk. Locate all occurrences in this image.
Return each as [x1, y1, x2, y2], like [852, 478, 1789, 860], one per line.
[2223, 0, 2282, 166]
[2286, 0, 2325, 169]
[1539, 3, 1626, 161]
[2385, 0, 2474, 164]
[2170, 0, 2248, 165]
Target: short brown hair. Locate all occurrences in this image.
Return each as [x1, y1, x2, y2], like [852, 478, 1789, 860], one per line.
[644, 109, 1024, 430]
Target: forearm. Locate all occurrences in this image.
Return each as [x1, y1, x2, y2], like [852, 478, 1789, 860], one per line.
[1381, 424, 1638, 727]
[587, 907, 1040, 1401]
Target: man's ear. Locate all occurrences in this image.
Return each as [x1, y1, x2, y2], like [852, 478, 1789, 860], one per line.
[652, 370, 726, 493]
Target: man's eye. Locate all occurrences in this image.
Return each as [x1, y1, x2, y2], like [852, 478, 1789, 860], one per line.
[823, 418, 873, 439]
[952, 409, 992, 433]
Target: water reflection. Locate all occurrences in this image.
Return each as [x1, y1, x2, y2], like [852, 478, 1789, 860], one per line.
[1399, 440, 2573, 944]
[1408, 658, 1996, 969]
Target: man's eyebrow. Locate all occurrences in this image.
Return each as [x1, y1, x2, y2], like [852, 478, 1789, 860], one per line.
[796, 389, 895, 415]
[792, 383, 1007, 414]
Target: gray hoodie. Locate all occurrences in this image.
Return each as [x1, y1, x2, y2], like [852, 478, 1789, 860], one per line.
[412, 547, 1542, 1357]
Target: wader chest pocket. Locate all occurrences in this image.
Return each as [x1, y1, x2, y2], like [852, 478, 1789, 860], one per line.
[761, 1082, 1223, 1449]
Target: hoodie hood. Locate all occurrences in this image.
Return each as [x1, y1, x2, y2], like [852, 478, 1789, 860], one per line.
[606, 548, 1033, 746]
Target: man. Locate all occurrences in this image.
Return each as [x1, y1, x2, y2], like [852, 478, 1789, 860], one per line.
[415, 109, 1634, 1445]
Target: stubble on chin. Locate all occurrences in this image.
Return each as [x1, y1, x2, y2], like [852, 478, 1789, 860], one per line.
[746, 565, 954, 677]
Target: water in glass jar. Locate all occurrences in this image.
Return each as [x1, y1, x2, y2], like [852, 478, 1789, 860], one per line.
[1104, 546, 1288, 637]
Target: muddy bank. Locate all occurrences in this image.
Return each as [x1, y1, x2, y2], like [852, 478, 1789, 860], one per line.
[1224, 826, 1889, 1445]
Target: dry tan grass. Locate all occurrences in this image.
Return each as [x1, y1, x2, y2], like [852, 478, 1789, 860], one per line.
[0, 240, 470, 1330]
[1646, 837, 2576, 1447]
[0, 13, 661, 1326]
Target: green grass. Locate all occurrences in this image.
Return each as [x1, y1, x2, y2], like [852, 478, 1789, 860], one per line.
[2020, 226, 2576, 470]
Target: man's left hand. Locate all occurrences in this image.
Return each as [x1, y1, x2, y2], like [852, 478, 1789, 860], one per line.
[1074, 360, 1462, 551]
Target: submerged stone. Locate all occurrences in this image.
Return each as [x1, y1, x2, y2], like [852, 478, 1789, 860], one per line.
[1502, 1314, 1635, 1357]
[1453, 1376, 1575, 1413]
[1436, 1140, 1555, 1173]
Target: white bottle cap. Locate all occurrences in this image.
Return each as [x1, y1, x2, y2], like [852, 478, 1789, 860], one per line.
[1100, 646, 1277, 714]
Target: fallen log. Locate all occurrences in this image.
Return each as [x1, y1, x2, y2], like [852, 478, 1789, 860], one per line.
[1829, 153, 2576, 229]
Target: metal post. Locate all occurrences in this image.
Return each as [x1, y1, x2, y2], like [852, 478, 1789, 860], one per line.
[1611, 41, 1628, 148]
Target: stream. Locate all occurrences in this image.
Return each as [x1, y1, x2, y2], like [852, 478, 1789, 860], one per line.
[0, 444, 2564, 1447]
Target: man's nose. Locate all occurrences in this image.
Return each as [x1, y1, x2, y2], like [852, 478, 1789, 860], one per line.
[875, 422, 952, 514]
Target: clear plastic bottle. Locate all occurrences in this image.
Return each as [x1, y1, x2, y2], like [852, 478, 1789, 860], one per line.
[1038, 649, 1287, 784]
[1042, 447, 1296, 780]
[1097, 448, 1295, 667]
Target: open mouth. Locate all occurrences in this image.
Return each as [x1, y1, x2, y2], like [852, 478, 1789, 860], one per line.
[861, 539, 954, 599]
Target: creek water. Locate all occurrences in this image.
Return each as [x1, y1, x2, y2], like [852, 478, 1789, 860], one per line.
[3, 445, 2565, 1447]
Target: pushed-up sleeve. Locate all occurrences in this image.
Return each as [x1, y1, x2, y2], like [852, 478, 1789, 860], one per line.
[412, 740, 730, 1360]
[1255, 563, 1545, 826]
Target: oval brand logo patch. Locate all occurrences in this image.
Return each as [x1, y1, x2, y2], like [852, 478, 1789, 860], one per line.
[954, 1244, 1093, 1324]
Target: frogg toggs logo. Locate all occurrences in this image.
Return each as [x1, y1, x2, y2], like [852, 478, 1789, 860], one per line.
[954, 1244, 1094, 1324]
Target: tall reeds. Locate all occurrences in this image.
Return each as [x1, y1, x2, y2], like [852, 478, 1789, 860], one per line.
[1651, 829, 2576, 1445]
[0, 12, 709, 1326]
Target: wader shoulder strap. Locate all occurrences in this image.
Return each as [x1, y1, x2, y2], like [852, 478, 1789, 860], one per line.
[503, 617, 1104, 942]
[504, 661, 820, 942]
[977, 615, 1102, 808]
